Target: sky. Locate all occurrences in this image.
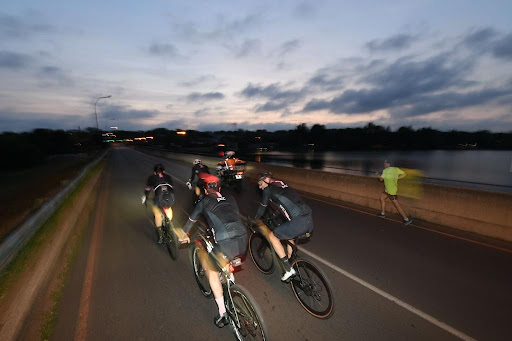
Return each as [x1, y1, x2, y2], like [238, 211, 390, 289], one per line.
[1, 0, 512, 132]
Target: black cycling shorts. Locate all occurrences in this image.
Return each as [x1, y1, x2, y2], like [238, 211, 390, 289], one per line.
[215, 234, 248, 260]
[273, 214, 313, 240]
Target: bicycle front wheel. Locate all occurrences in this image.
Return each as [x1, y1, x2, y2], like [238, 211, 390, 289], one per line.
[228, 284, 268, 341]
[191, 246, 212, 298]
[248, 232, 274, 274]
[165, 223, 179, 261]
[290, 259, 334, 319]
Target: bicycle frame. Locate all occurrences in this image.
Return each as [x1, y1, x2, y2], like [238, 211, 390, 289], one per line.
[191, 230, 243, 328]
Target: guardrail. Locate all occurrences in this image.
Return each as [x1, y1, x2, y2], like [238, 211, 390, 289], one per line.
[0, 150, 109, 271]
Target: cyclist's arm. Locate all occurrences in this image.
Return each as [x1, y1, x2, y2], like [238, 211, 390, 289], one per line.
[183, 200, 205, 234]
[254, 188, 270, 220]
[189, 167, 196, 183]
[144, 176, 153, 197]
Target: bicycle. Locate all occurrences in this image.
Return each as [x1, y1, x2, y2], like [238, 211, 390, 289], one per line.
[145, 201, 179, 260]
[188, 227, 268, 341]
[246, 209, 335, 319]
[161, 207, 179, 261]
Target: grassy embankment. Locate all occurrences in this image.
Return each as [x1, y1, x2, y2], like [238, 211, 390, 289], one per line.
[0, 160, 103, 340]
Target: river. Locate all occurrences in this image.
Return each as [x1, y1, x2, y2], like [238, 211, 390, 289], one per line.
[246, 150, 512, 194]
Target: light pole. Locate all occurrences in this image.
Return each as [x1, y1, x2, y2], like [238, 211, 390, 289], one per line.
[94, 95, 111, 130]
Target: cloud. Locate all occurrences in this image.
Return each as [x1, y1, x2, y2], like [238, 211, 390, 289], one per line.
[179, 74, 216, 87]
[278, 39, 301, 56]
[36, 66, 74, 87]
[186, 92, 225, 102]
[100, 105, 160, 120]
[292, 2, 317, 20]
[0, 109, 86, 132]
[195, 121, 296, 132]
[233, 38, 261, 58]
[493, 33, 512, 60]
[306, 73, 344, 91]
[462, 27, 498, 49]
[366, 34, 416, 51]
[171, 12, 264, 43]
[240, 82, 306, 112]
[0, 11, 54, 40]
[148, 43, 179, 57]
[303, 43, 512, 122]
[0, 51, 32, 69]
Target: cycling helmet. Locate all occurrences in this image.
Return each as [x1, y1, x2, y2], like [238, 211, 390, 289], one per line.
[154, 163, 165, 173]
[203, 175, 220, 192]
[193, 159, 202, 165]
[226, 151, 235, 158]
[258, 171, 272, 181]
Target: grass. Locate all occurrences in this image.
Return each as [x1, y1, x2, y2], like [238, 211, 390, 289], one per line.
[39, 199, 92, 340]
[0, 161, 102, 303]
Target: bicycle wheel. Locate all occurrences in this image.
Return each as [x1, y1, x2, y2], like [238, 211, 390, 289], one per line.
[192, 246, 212, 298]
[228, 284, 268, 341]
[248, 232, 274, 274]
[290, 259, 334, 319]
[165, 222, 179, 261]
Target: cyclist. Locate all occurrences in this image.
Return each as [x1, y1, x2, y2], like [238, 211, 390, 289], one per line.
[179, 175, 248, 328]
[217, 150, 246, 177]
[252, 171, 313, 281]
[186, 159, 210, 200]
[141, 163, 175, 244]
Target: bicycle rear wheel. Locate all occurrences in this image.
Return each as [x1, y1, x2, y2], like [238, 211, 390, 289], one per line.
[165, 222, 179, 261]
[228, 284, 268, 341]
[192, 246, 212, 298]
[248, 232, 274, 274]
[290, 259, 334, 319]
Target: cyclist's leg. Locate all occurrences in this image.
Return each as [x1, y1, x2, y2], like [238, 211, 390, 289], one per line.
[151, 203, 162, 227]
[200, 248, 227, 323]
[151, 203, 164, 243]
[273, 215, 313, 280]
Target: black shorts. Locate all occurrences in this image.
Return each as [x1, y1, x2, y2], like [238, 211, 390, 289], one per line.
[384, 192, 398, 201]
[273, 214, 313, 240]
[215, 234, 248, 260]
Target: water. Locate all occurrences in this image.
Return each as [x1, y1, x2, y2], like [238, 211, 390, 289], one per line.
[247, 150, 512, 194]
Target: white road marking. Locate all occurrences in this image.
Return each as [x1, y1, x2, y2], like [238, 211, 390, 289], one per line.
[300, 247, 477, 341]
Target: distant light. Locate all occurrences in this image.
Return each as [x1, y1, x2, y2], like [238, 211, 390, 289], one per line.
[217, 143, 225, 147]
[146, 136, 154, 139]
[255, 136, 262, 140]
[110, 126, 118, 130]
[176, 131, 187, 135]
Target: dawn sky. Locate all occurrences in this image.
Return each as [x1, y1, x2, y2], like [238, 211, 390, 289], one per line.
[1, 0, 512, 132]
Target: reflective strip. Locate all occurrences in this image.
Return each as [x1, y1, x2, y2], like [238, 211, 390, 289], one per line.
[154, 183, 173, 191]
[188, 217, 197, 223]
[260, 203, 267, 207]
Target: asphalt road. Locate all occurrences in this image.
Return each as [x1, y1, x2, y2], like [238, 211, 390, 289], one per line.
[52, 146, 512, 341]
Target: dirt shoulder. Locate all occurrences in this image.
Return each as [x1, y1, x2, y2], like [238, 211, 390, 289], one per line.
[0, 161, 103, 340]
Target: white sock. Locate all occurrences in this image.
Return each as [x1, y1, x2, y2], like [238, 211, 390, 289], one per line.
[215, 297, 226, 316]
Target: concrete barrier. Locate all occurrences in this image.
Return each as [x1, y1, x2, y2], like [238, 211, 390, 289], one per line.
[137, 147, 512, 243]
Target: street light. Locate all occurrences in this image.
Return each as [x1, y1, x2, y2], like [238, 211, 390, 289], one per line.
[94, 95, 111, 130]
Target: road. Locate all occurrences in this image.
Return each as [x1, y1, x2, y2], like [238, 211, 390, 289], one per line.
[52, 145, 512, 341]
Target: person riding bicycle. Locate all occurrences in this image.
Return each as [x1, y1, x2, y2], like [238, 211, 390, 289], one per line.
[179, 175, 248, 328]
[186, 159, 210, 200]
[141, 163, 175, 244]
[217, 150, 246, 177]
[252, 171, 313, 281]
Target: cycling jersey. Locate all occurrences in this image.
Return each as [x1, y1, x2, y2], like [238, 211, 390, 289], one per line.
[190, 164, 210, 183]
[145, 173, 174, 208]
[254, 180, 312, 221]
[183, 192, 247, 242]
